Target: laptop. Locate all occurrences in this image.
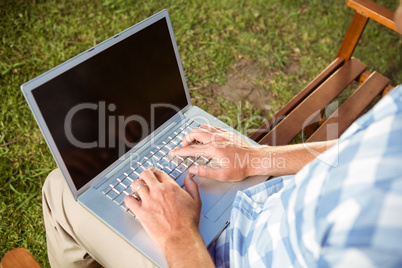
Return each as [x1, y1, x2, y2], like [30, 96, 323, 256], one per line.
[21, 10, 267, 267]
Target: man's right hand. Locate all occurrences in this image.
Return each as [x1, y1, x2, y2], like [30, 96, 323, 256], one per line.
[171, 125, 263, 182]
[172, 125, 339, 180]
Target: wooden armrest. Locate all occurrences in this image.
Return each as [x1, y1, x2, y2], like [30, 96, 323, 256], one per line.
[347, 0, 400, 33]
[0, 248, 41, 268]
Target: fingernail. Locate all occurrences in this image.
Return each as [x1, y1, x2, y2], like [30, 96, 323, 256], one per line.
[169, 149, 176, 158]
[148, 166, 156, 172]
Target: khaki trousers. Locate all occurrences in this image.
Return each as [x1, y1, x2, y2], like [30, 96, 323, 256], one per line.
[42, 169, 158, 268]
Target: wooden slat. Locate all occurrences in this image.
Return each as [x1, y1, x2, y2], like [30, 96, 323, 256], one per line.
[358, 70, 395, 96]
[357, 70, 373, 84]
[249, 57, 344, 142]
[347, 0, 400, 33]
[382, 84, 395, 96]
[307, 72, 390, 142]
[336, 12, 369, 61]
[258, 58, 366, 146]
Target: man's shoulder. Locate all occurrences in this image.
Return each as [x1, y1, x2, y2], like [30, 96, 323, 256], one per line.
[339, 85, 402, 140]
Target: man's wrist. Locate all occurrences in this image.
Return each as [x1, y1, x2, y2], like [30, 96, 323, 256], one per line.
[161, 226, 200, 253]
[161, 226, 214, 267]
[246, 140, 338, 177]
[246, 145, 283, 177]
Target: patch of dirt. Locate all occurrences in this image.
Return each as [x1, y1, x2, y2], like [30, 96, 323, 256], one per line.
[194, 57, 302, 118]
[203, 59, 273, 111]
[284, 56, 301, 75]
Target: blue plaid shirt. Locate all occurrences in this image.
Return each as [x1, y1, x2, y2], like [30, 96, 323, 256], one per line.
[211, 85, 402, 267]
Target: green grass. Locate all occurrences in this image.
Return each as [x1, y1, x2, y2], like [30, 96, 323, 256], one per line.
[1, 0, 401, 266]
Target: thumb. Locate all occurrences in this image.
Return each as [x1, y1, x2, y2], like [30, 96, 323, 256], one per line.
[184, 174, 201, 205]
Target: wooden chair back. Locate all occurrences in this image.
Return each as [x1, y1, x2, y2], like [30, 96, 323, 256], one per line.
[250, 0, 400, 145]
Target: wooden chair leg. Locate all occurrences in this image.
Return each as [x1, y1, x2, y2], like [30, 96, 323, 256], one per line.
[0, 248, 41, 268]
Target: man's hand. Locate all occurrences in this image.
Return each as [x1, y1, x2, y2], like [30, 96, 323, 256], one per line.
[171, 125, 261, 181]
[172, 125, 339, 179]
[124, 167, 214, 267]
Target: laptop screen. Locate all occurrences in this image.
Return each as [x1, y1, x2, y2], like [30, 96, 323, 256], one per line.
[31, 17, 188, 190]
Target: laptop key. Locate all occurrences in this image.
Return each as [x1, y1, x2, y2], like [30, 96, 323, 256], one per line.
[146, 157, 158, 167]
[130, 167, 140, 178]
[109, 179, 120, 187]
[172, 136, 182, 145]
[188, 120, 200, 129]
[125, 187, 133, 195]
[169, 170, 181, 179]
[102, 185, 112, 194]
[195, 156, 210, 165]
[120, 178, 132, 188]
[156, 162, 164, 169]
[175, 143, 182, 148]
[162, 167, 171, 175]
[167, 141, 177, 150]
[176, 163, 187, 173]
[175, 173, 186, 188]
[159, 146, 170, 155]
[170, 164, 180, 172]
[125, 167, 134, 174]
[183, 157, 195, 167]
[141, 160, 153, 169]
[158, 156, 169, 167]
[144, 151, 155, 161]
[154, 151, 165, 160]
[114, 183, 125, 194]
[171, 156, 183, 166]
[114, 193, 125, 205]
[106, 190, 118, 200]
[164, 143, 174, 151]
[127, 172, 138, 181]
[136, 165, 147, 174]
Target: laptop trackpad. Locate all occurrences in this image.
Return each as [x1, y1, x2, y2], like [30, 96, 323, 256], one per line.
[194, 176, 240, 222]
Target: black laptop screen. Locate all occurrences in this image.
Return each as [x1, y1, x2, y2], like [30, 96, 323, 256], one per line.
[32, 18, 188, 190]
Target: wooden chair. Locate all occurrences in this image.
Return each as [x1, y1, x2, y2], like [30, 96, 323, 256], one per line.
[250, 0, 400, 145]
[0, 248, 41, 268]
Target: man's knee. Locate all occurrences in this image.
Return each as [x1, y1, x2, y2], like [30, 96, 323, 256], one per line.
[42, 168, 69, 218]
[42, 168, 65, 197]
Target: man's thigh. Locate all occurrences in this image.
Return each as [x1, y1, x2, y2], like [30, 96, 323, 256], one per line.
[43, 169, 158, 268]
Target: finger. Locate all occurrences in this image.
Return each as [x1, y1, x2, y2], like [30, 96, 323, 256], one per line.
[184, 174, 201, 205]
[139, 168, 159, 188]
[131, 179, 150, 200]
[124, 194, 142, 216]
[181, 127, 214, 147]
[131, 179, 146, 191]
[199, 124, 226, 133]
[210, 126, 229, 133]
[198, 124, 217, 132]
[170, 144, 213, 159]
[151, 167, 172, 183]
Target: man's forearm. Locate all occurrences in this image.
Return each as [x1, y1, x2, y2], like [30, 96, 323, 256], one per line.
[249, 139, 338, 177]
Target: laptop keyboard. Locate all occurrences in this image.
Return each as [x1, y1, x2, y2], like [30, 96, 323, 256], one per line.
[100, 119, 210, 213]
